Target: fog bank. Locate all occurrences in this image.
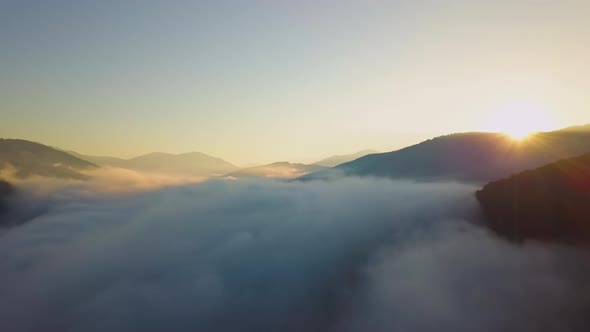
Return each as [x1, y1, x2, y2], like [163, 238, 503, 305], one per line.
[0, 178, 589, 332]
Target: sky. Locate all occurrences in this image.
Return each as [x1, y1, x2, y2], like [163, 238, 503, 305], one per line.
[2, 0, 590, 165]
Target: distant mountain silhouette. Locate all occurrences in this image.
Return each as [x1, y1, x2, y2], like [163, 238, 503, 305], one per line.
[476, 152, 590, 245]
[0, 139, 97, 179]
[227, 162, 327, 179]
[302, 125, 590, 183]
[313, 149, 378, 167]
[77, 151, 239, 177]
[69, 152, 130, 168]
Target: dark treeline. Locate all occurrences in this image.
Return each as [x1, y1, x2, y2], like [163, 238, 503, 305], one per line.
[477, 153, 590, 244]
[0, 179, 15, 220]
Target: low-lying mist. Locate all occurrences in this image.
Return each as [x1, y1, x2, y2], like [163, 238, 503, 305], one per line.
[1, 177, 589, 332]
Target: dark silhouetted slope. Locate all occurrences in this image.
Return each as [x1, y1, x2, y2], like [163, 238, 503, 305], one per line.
[227, 162, 327, 179]
[0, 139, 97, 179]
[0, 179, 15, 221]
[476, 153, 590, 245]
[313, 149, 378, 167]
[303, 125, 590, 183]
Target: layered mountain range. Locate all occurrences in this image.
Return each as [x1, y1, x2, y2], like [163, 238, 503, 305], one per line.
[312, 150, 378, 167]
[0, 139, 331, 181]
[302, 125, 590, 183]
[74, 151, 239, 177]
[3, 125, 590, 246]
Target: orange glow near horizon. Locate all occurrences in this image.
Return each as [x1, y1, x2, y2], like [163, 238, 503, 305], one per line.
[482, 101, 558, 141]
[504, 129, 533, 141]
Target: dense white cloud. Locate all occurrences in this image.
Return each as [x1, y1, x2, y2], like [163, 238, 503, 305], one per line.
[0, 178, 589, 332]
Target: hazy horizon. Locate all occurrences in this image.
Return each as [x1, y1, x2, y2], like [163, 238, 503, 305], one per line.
[3, 122, 583, 168]
[3, 1, 590, 164]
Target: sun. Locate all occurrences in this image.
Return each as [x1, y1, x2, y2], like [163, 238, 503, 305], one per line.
[504, 128, 533, 140]
[482, 101, 557, 141]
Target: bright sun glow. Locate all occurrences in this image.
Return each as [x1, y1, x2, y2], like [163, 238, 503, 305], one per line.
[482, 101, 558, 141]
[504, 128, 534, 140]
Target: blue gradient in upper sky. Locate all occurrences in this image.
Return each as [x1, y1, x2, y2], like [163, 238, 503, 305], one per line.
[2, 1, 590, 164]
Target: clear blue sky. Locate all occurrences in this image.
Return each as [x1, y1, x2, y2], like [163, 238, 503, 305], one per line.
[2, 0, 590, 164]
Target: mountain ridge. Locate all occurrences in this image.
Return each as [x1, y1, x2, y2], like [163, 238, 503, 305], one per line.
[313, 149, 378, 167]
[301, 125, 590, 183]
[0, 139, 98, 180]
[77, 150, 239, 177]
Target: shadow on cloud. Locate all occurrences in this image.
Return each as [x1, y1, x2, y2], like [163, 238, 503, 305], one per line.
[0, 178, 589, 331]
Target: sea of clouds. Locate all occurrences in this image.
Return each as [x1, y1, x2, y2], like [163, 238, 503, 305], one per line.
[1, 176, 589, 332]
